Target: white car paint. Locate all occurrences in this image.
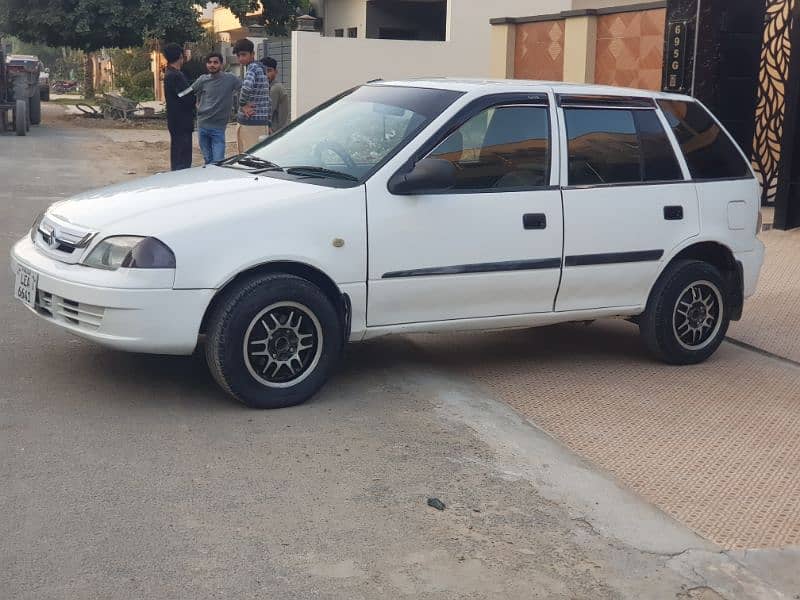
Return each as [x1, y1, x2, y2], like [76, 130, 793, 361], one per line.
[10, 79, 765, 356]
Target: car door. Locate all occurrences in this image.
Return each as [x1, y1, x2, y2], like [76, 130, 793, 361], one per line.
[365, 93, 564, 326]
[555, 95, 700, 312]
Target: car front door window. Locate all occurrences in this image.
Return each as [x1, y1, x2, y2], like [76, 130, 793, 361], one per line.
[427, 104, 551, 191]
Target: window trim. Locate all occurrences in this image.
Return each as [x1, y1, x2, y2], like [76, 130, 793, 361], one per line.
[557, 94, 656, 109]
[561, 179, 694, 191]
[387, 92, 555, 196]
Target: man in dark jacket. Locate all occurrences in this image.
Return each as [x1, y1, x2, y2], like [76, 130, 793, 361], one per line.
[162, 43, 195, 170]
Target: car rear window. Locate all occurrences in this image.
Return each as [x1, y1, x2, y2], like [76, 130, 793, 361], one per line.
[565, 108, 683, 186]
[657, 100, 753, 181]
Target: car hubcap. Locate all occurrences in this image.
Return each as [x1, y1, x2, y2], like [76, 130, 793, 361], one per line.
[243, 301, 323, 388]
[672, 280, 724, 351]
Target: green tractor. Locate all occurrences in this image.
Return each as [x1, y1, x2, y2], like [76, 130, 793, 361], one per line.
[1, 40, 42, 136]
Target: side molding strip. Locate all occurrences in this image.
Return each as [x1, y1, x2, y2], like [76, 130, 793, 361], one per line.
[383, 258, 563, 279]
[564, 250, 664, 267]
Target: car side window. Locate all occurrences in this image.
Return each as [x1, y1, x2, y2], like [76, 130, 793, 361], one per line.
[635, 110, 684, 182]
[658, 100, 752, 180]
[427, 105, 551, 191]
[565, 108, 683, 186]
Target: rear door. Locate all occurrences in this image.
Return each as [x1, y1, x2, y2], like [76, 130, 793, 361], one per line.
[555, 95, 699, 311]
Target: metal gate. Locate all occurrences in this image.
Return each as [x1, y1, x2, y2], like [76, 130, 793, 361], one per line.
[266, 38, 292, 107]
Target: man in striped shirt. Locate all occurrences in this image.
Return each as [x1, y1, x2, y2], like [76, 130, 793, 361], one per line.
[233, 38, 271, 153]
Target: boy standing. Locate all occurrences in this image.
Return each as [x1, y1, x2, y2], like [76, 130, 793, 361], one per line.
[262, 57, 290, 133]
[233, 39, 271, 152]
[182, 52, 241, 164]
[162, 43, 195, 170]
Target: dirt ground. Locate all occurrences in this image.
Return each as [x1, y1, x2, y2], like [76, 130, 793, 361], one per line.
[45, 102, 227, 177]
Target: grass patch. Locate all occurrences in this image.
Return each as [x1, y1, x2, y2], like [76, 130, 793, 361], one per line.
[47, 97, 86, 106]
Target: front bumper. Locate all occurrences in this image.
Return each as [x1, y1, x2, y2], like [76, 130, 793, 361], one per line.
[10, 238, 214, 355]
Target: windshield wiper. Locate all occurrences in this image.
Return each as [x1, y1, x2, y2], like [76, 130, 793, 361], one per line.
[284, 166, 359, 182]
[221, 153, 283, 171]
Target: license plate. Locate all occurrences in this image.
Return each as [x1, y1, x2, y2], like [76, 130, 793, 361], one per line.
[14, 264, 38, 308]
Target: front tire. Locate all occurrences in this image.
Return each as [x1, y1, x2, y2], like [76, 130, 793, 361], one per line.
[15, 100, 27, 136]
[30, 92, 42, 125]
[640, 260, 730, 365]
[205, 274, 343, 409]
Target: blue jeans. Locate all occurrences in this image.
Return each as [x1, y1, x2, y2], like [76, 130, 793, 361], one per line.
[198, 127, 226, 164]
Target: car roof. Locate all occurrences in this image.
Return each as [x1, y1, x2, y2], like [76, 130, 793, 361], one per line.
[372, 78, 693, 103]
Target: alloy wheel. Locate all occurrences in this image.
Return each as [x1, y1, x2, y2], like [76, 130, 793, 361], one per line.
[243, 301, 323, 388]
[672, 280, 724, 351]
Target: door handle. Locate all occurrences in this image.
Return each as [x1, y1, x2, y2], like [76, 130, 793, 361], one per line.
[523, 213, 547, 230]
[664, 206, 684, 220]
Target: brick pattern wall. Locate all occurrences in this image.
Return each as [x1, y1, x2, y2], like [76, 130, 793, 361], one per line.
[514, 20, 565, 81]
[595, 9, 666, 91]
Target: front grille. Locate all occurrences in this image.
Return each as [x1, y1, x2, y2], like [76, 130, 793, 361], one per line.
[34, 215, 97, 264]
[37, 291, 105, 330]
[39, 230, 76, 254]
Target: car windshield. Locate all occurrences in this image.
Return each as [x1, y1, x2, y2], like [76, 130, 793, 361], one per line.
[245, 85, 463, 182]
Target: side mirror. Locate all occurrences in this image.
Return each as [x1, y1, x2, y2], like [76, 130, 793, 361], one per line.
[388, 157, 456, 195]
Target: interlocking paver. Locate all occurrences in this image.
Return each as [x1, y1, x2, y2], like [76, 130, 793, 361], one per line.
[729, 227, 800, 364]
[411, 320, 800, 549]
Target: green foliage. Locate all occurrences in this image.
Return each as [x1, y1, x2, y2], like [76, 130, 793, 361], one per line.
[3, 0, 203, 52]
[110, 46, 154, 102]
[129, 70, 155, 101]
[217, 0, 314, 37]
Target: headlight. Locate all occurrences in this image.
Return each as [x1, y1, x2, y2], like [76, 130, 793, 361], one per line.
[83, 236, 176, 270]
[30, 211, 45, 243]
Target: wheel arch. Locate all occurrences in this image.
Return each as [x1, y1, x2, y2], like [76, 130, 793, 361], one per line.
[200, 261, 351, 341]
[655, 240, 743, 320]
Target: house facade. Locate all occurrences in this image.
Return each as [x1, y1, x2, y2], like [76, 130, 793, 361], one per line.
[290, 0, 654, 116]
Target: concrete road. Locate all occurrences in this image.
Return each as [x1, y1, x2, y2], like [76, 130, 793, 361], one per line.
[0, 109, 790, 599]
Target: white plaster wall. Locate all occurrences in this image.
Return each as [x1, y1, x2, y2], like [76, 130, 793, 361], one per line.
[294, 0, 572, 117]
[323, 0, 368, 37]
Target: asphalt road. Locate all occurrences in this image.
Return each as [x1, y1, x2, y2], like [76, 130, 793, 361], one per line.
[0, 109, 788, 599]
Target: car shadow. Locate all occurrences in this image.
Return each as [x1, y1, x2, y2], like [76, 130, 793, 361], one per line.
[6, 320, 655, 412]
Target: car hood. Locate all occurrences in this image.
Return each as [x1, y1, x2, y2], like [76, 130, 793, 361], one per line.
[46, 166, 327, 234]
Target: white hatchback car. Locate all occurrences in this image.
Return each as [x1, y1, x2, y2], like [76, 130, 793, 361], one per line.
[11, 79, 764, 408]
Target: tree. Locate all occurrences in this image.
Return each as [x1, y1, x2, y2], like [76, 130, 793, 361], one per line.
[217, 0, 314, 37]
[2, 0, 202, 98]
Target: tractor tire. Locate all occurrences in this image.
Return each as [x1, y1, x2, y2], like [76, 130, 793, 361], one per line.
[30, 93, 42, 125]
[15, 100, 27, 136]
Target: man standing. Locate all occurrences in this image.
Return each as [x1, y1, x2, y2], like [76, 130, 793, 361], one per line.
[233, 39, 271, 152]
[182, 52, 241, 164]
[262, 57, 290, 133]
[162, 43, 195, 171]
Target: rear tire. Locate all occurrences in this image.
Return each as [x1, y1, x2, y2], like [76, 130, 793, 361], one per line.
[640, 260, 730, 365]
[15, 100, 27, 136]
[205, 274, 343, 409]
[30, 92, 41, 125]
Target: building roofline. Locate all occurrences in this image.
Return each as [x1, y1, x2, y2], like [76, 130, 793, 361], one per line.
[490, 1, 667, 26]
